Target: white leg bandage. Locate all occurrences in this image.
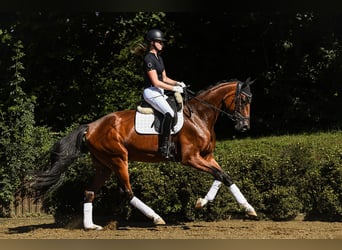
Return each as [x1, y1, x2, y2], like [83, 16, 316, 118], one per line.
[83, 202, 93, 228]
[205, 180, 222, 201]
[196, 180, 222, 208]
[83, 203, 103, 230]
[229, 184, 254, 212]
[130, 196, 165, 224]
[130, 196, 157, 219]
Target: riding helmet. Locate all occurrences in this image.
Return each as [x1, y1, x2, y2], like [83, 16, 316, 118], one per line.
[145, 29, 167, 42]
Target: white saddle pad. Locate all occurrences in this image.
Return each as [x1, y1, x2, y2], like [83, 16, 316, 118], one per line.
[135, 110, 184, 135]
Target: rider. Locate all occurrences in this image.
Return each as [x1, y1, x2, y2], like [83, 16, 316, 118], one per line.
[142, 29, 185, 158]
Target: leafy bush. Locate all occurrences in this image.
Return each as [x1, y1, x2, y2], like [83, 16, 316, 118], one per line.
[263, 186, 303, 221]
[1, 103, 341, 223]
[38, 131, 342, 223]
[214, 132, 342, 221]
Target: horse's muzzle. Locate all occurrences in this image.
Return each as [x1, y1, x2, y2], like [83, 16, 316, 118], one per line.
[235, 119, 250, 132]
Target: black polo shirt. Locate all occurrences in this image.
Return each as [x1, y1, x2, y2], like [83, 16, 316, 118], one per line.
[143, 52, 165, 87]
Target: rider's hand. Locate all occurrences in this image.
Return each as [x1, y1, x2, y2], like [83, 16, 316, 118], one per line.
[177, 81, 186, 88]
[172, 85, 184, 93]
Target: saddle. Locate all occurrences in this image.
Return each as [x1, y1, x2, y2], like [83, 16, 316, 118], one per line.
[135, 92, 184, 135]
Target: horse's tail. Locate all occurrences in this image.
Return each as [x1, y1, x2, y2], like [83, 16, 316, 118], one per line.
[31, 124, 89, 193]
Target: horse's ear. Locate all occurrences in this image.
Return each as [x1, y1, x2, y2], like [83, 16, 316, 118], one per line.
[245, 77, 256, 85]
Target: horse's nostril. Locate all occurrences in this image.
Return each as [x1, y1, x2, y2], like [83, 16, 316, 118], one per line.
[235, 122, 250, 132]
[241, 125, 249, 132]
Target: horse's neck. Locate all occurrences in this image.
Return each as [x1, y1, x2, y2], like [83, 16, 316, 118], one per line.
[194, 83, 235, 111]
[188, 82, 235, 126]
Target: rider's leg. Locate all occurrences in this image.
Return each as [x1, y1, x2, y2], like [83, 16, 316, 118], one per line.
[143, 87, 175, 158]
[143, 87, 175, 116]
[159, 112, 173, 158]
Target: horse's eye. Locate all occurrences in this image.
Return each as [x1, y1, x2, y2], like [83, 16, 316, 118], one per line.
[241, 94, 252, 104]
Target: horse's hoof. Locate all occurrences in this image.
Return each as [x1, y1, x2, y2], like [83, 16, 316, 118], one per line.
[245, 211, 260, 221]
[195, 198, 203, 209]
[195, 198, 207, 209]
[84, 224, 103, 231]
[153, 217, 166, 225]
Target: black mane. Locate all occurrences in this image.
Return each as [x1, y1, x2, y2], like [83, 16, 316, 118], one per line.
[195, 79, 240, 96]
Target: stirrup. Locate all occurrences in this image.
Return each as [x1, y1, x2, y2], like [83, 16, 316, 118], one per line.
[159, 141, 174, 158]
[159, 145, 173, 158]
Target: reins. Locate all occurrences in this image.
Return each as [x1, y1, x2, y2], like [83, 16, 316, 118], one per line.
[184, 82, 245, 122]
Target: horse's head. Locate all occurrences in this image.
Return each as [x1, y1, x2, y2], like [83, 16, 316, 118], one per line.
[186, 79, 253, 133]
[224, 79, 253, 132]
[233, 79, 253, 132]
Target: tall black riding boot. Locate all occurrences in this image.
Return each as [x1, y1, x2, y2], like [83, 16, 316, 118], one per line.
[159, 112, 173, 158]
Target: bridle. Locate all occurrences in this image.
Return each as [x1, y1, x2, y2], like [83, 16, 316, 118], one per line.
[185, 81, 252, 123]
[232, 81, 252, 124]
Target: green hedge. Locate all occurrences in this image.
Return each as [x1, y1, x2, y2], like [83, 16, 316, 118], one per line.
[44, 131, 342, 222]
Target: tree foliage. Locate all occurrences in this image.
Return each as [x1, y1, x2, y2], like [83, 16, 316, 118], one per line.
[13, 12, 176, 129]
[0, 29, 53, 216]
[2, 12, 341, 133]
[166, 12, 342, 135]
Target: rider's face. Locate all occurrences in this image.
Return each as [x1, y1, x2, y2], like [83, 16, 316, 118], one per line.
[153, 40, 164, 51]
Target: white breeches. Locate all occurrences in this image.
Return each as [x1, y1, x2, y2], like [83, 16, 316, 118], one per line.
[143, 87, 175, 117]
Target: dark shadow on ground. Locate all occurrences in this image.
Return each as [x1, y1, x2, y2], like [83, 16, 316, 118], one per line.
[8, 222, 61, 234]
[6, 215, 185, 234]
[6, 212, 264, 234]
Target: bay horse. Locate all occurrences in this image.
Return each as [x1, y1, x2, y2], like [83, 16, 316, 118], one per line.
[31, 79, 257, 230]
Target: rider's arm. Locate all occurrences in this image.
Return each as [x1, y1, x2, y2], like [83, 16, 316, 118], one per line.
[147, 70, 176, 91]
[162, 70, 178, 85]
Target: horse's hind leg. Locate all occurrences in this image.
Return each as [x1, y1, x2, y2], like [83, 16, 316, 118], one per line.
[113, 158, 166, 225]
[83, 159, 113, 230]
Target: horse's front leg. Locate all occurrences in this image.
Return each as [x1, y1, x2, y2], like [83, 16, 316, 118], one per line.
[219, 171, 258, 219]
[195, 179, 222, 208]
[198, 177, 258, 219]
[187, 155, 258, 220]
[196, 177, 258, 219]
